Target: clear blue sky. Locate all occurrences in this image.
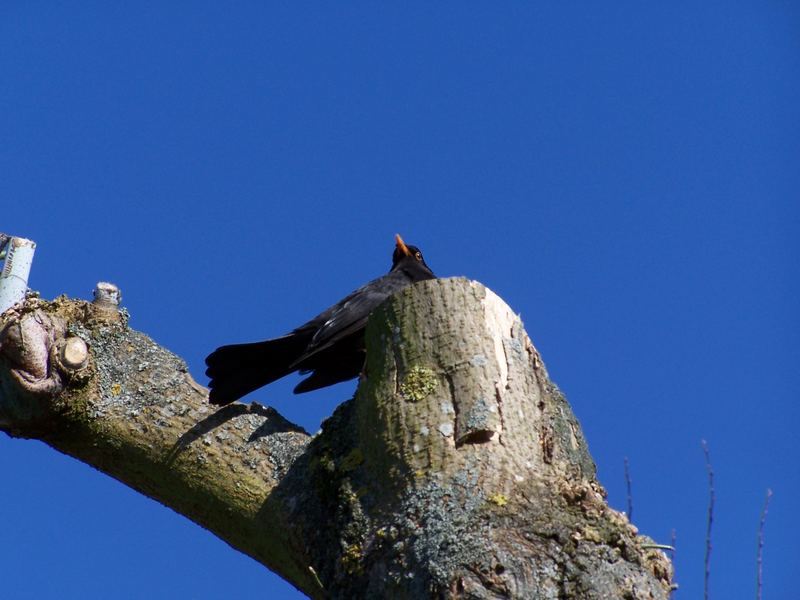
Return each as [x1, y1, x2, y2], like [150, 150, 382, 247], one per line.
[2, 3, 798, 599]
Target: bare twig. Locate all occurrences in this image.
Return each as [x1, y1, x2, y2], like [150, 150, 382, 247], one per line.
[308, 566, 325, 591]
[701, 439, 715, 600]
[757, 488, 773, 600]
[640, 543, 674, 550]
[624, 456, 633, 522]
[670, 528, 677, 598]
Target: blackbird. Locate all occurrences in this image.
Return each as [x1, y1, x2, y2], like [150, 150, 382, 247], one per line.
[205, 234, 435, 405]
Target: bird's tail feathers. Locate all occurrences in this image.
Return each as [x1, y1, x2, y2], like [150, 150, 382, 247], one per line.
[205, 334, 309, 405]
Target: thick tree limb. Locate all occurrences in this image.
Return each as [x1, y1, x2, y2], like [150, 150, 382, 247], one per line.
[0, 278, 673, 599]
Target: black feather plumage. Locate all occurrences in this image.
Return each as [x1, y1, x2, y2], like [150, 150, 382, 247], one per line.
[205, 236, 435, 405]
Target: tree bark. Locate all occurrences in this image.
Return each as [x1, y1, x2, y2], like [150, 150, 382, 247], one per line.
[0, 278, 673, 599]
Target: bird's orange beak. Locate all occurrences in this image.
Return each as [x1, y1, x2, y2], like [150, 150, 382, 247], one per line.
[395, 234, 412, 257]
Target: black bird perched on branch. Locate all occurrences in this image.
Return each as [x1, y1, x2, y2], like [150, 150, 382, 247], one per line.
[205, 234, 436, 406]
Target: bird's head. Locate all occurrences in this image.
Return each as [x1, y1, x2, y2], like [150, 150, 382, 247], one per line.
[392, 234, 435, 279]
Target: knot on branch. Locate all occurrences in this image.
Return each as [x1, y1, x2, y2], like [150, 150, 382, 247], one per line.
[0, 298, 96, 432]
[1, 308, 68, 395]
[52, 335, 91, 383]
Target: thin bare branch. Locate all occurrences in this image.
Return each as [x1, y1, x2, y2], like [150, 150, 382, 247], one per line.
[756, 488, 773, 600]
[624, 456, 633, 522]
[669, 528, 677, 598]
[640, 543, 674, 550]
[701, 439, 715, 600]
[670, 528, 676, 560]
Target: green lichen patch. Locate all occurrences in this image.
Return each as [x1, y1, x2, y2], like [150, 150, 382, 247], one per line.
[399, 366, 437, 402]
[487, 493, 509, 507]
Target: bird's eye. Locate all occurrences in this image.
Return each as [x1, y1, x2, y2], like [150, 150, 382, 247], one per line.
[415, 251, 422, 260]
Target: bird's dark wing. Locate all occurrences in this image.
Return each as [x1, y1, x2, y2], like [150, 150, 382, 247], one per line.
[290, 270, 412, 368]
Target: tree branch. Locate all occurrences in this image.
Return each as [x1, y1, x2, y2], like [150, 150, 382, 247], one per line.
[0, 292, 315, 592]
[0, 278, 673, 598]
